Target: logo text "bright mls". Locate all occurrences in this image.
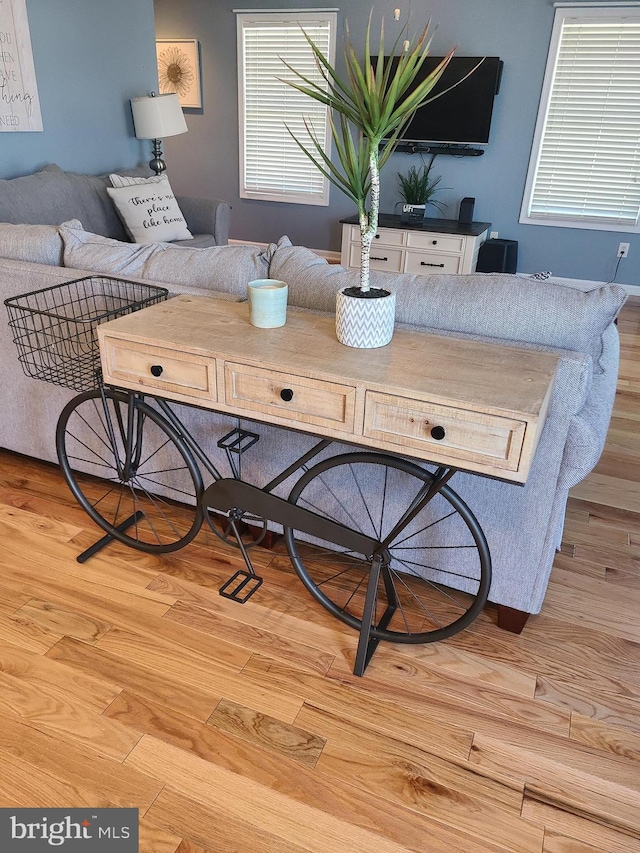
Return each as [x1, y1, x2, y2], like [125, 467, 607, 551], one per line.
[11, 815, 93, 846]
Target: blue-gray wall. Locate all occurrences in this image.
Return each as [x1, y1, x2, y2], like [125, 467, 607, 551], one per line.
[155, 0, 639, 286]
[1, 1, 637, 286]
[1, 0, 157, 178]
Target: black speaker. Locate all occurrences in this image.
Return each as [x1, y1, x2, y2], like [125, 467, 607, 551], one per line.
[457, 196, 475, 225]
[476, 239, 518, 273]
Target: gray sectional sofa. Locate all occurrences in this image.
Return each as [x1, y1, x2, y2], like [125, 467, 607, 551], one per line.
[0, 165, 628, 631]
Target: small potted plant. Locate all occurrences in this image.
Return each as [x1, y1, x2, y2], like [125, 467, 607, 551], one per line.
[398, 161, 447, 224]
[283, 18, 453, 348]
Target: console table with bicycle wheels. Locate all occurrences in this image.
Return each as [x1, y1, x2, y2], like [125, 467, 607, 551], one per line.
[5, 280, 559, 676]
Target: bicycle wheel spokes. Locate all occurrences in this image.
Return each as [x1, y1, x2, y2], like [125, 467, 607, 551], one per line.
[57, 389, 203, 553]
[285, 452, 491, 644]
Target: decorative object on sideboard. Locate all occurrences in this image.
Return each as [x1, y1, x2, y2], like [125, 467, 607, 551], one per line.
[156, 39, 202, 109]
[457, 196, 475, 225]
[247, 279, 288, 328]
[282, 16, 454, 349]
[397, 159, 448, 225]
[335, 286, 396, 348]
[130, 92, 188, 175]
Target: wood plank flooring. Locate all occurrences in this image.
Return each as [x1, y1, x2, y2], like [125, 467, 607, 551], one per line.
[0, 297, 639, 852]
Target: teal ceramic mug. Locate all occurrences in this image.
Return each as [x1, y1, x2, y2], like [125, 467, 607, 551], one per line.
[247, 279, 288, 328]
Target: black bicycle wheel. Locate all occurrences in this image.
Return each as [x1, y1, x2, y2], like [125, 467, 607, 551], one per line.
[57, 389, 204, 553]
[285, 452, 491, 643]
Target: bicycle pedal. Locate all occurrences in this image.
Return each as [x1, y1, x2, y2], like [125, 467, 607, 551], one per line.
[217, 428, 259, 455]
[219, 570, 263, 603]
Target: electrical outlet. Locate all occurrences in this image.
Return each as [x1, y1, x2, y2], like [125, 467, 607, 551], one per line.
[618, 242, 630, 258]
[490, 231, 499, 240]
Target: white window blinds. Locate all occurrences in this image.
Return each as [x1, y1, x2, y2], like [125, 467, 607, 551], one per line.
[237, 12, 336, 205]
[521, 6, 640, 232]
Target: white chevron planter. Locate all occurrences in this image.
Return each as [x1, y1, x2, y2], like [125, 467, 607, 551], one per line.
[335, 287, 396, 349]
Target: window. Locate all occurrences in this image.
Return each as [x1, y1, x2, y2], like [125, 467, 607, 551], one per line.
[520, 4, 640, 232]
[237, 11, 336, 205]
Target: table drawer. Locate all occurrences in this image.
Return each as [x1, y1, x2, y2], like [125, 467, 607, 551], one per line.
[101, 336, 216, 401]
[364, 391, 527, 471]
[225, 362, 356, 432]
[349, 244, 403, 272]
[407, 232, 465, 253]
[404, 251, 462, 275]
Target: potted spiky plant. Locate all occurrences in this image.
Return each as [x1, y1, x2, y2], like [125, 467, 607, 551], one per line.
[398, 162, 447, 223]
[283, 17, 453, 347]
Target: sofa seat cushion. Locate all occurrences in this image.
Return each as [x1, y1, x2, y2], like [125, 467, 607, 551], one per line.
[174, 234, 217, 248]
[59, 220, 270, 297]
[270, 243, 627, 370]
[0, 222, 63, 266]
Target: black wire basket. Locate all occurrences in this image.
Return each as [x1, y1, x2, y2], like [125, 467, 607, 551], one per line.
[4, 276, 169, 393]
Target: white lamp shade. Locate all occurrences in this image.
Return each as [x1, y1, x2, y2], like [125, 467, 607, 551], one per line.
[130, 93, 188, 139]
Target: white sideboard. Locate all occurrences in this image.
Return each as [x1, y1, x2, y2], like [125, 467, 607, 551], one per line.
[340, 214, 491, 276]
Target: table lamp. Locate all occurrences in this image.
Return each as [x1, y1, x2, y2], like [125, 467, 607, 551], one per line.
[130, 92, 188, 175]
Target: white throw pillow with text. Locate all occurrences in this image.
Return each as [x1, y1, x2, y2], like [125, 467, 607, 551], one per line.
[106, 174, 192, 244]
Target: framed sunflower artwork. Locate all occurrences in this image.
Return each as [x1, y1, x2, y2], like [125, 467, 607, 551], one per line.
[156, 39, 202, 109]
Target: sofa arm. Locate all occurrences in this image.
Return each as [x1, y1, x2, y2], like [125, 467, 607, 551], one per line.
[557, 322, 620, 492]
[176, 196, 231, 245]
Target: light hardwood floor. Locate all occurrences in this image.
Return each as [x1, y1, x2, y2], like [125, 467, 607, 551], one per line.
[0, 298, 638, 853]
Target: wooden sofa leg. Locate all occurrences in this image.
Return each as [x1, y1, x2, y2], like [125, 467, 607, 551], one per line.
[496, 605, 530, 634]
[258, 529, 283, 549]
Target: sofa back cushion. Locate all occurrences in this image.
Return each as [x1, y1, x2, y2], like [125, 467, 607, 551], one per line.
[0, 222, 63, 266]
[0, 164, 129, 240]
[59, 220, 270, 297]
[269, 243, 627, 369]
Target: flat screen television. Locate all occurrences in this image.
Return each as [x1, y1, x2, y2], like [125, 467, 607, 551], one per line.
[377, 56, 503, 147]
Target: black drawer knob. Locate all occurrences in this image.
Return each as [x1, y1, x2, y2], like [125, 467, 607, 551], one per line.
[150, 364, 163, 377]
[371, 256, 388, 262]
[280, 388, 294, 402]
[421, 262, 445, 268]
[432, 240, 438, 245]
[430, 425, 446, 441]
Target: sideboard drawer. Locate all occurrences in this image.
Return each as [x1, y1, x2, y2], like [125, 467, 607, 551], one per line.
[224, 362, 356, 432]
[347, 225, 405, 247]
[363, 391, 527, 472]
[101, 336, 216, 401]
[406, 232, 465, 253]
[404, 251, 462, 275]
[349, 244, 403, 272]
[373, 227, 405, 247]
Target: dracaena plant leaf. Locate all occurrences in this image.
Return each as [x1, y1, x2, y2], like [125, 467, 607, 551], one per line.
[282, 14, 455, 291]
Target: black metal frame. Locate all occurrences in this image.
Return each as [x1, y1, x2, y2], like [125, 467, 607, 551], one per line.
[67, 389, 482, 676]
